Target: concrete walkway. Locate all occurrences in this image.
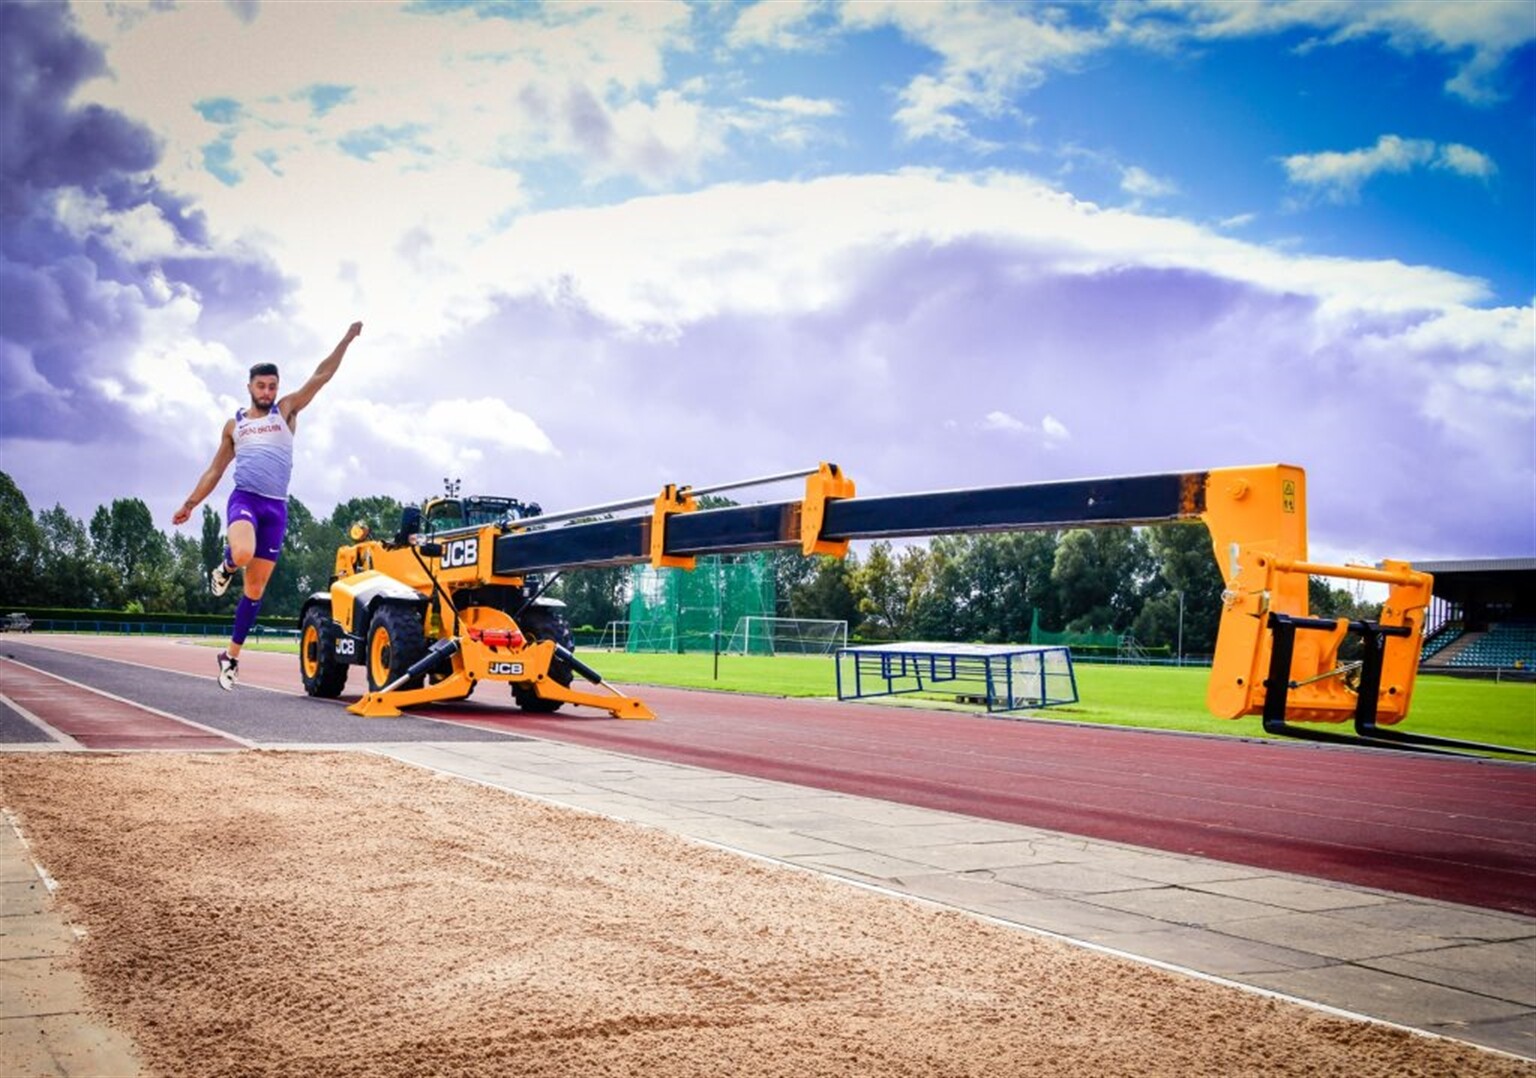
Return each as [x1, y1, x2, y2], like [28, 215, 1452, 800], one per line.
[3, 734, 1533, 1072]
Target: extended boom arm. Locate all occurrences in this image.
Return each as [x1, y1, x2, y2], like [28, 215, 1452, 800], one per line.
[494, 463, 1438, 734]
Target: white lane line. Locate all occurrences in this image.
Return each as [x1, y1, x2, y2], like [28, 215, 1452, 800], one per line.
[0, 656, 257, 749]
[0, 688, 85, 749]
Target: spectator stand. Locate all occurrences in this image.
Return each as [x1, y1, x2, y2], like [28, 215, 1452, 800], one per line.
[835, 642, 1077, 715]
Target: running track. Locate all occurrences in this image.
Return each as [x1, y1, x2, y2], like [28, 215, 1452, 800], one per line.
[4, 635, 1534, 917]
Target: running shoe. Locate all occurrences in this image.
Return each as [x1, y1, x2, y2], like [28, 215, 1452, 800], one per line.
[217, 650, 239, 691]
[209, 560, 235, 597]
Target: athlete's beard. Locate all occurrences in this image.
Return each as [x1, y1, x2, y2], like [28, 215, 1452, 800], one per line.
[248, 394, 276, 415]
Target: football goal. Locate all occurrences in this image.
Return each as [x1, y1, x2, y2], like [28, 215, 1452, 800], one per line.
[724, 616, 848, 656]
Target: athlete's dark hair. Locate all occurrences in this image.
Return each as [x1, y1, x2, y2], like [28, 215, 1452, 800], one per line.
[248, 362, 279, 379]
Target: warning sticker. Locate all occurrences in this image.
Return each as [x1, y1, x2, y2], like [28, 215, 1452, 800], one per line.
[1282, 479, 1296, 514]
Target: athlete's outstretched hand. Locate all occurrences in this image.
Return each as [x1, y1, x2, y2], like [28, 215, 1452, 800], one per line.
[347, 321, 363, 340]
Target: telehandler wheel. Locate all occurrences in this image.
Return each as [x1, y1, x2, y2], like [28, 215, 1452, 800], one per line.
[300, 607, 349, 698]
[512, 604, 576, 713]
[521, 605, 576, 651]
[512, 657, 573, 714]
[366, 605, 428, 693]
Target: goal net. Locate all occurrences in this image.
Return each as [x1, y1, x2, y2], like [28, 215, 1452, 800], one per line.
[724, 616, 848, 657]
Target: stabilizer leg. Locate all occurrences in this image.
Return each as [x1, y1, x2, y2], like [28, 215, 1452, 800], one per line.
[348, 673, 474, 718]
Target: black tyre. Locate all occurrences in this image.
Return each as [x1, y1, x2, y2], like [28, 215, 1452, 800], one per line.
[520, 603, 576, 650]
[366, 604, 428, 693]
[300, 606, 349, 698]
[512, 604, 575, 713]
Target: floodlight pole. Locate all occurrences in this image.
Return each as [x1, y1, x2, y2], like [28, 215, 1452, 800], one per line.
[713, 556, 723, 681]
[1176, 590, 1185, 667]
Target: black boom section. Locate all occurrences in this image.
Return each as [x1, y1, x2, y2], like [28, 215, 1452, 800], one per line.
[493, 517, 648, 575]
[669, 503, 801, 553]
[493, 471, 1203, 576]
[491, 504, 802, 575]
[820, 472, 1200, 540]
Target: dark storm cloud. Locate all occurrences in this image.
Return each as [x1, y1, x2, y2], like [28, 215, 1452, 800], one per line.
[0, 3, 157, 209]
[0, 1, 289, 443]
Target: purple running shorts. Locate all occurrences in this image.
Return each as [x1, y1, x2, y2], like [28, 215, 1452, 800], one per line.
[226, 489, 289, 561]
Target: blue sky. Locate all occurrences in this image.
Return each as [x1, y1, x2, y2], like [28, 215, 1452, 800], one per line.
[1, 0, 1533, 562]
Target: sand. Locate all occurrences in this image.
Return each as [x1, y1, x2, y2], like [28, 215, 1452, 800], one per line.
[1, 751, 1528, 1078]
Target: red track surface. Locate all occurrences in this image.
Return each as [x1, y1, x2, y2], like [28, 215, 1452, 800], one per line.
[0, 657, 240, 751]
[10, 637, 1536, 915]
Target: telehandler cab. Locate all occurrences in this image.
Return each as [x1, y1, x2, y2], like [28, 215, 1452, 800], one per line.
[298, 462, 1526, 757]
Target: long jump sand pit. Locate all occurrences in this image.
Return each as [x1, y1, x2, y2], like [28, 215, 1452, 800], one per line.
[1, 751, 1526, 1078]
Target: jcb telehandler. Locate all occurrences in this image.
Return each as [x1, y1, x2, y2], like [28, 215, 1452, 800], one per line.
[299, 490, 654, 719]
[299, 461, 1526, 757]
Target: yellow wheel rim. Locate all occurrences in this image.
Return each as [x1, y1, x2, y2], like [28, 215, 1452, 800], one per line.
[369, 628, 392, 686]
[301, 624, 320, 678]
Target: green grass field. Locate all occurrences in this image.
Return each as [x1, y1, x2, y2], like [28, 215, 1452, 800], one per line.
[227, 638, 1535, 755]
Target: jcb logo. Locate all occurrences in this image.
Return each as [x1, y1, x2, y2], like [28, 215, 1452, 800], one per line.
[334, 638, 356, 657]
[442, 538, 479, 568]
[488, 662, 524, 676]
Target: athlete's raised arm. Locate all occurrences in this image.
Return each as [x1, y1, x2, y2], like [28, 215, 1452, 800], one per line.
[279, 321, 362, 422]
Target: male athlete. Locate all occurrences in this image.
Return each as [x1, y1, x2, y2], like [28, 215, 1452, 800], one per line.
[172, 322, 363, 689]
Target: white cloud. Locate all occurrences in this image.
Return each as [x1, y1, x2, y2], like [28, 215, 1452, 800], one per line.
[1041, 414, 1071, 445]
[464, 170, 1494, 338]
[893, 74, 998, 147]
[978, 411, 1072, 447]
[845, 1, 1102, 143]
[47, 188, 199, 263]
[980, 410, 1027, 433]
[835, 0, 1534, 146]
[420, 398, 558, 455]
[1120, 165, 1178, 200]
[743, 95, 842, 119]
[1281, 134, 1496, 202]
[1127, 0, 1536, 104]
[292, 396, 556, 511]
[728, 0, 829, 50]
[1434, 142, 1497, 179]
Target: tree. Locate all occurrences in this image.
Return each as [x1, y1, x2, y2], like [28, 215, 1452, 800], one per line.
[200, 506, 224, 576]
[1051, 526, 1154, 633]
[771, 548, 818, 617]
[34, 505, 112, 607]
[554, 567, 628, 631]
[169, 533, 210, 614]
[931, 532, 1060, 643]
[1131, 523, 1225, 657]
[88, 498, 176, 611]
[0, 472, 41, 605]
[1308, 576, 1380, 621]
[328, 495, 407, 539]
[89, 499, 163, 584]
[906, 540, 958, 641]
[853, 541, 903, 639]
[789, 553, 860, 629]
